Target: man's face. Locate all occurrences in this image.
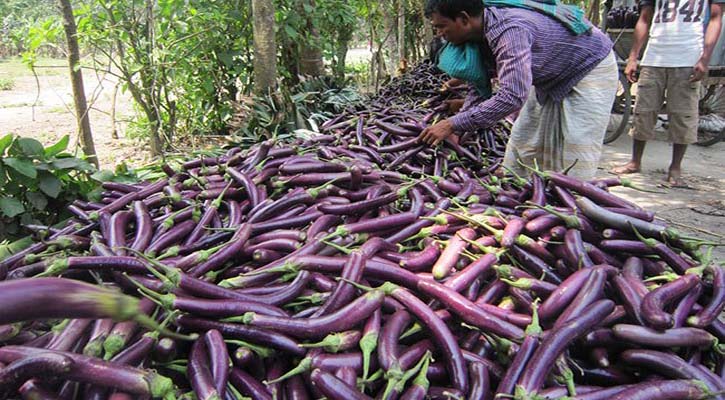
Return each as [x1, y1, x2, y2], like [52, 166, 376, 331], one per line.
[430, 11, 469, 45]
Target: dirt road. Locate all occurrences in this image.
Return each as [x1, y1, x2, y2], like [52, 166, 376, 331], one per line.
[599, 133, 725, 258]
[0, 59, 147, 168]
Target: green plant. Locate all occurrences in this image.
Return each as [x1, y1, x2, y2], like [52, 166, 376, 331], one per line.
[0, 77, 15, 90]
[345, 61, 372, 92]
[0, 134, 97, 239]
[229, 76, 364, 146]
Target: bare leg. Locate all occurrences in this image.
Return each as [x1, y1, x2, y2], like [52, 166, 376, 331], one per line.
[612, 139, 647, 174]
[666, 143, 688, 187]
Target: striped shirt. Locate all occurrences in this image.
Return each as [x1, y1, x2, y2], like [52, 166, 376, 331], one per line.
[449, 7, 613, 133]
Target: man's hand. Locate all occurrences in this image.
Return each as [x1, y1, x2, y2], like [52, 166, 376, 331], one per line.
[625, 58, 639, 83]
[418, 119, 455, 146]
[444, 99, 465, 114]
[690, 59, 708, 82]
[440, 78, 465, 92]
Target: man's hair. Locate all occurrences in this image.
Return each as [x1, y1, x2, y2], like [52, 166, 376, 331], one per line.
[424, 0, 484, 19]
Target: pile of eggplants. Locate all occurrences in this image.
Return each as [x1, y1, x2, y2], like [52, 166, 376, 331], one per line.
[0, 61, 723, 400]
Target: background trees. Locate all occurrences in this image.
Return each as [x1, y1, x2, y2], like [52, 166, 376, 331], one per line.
[0, 0, 598, 155]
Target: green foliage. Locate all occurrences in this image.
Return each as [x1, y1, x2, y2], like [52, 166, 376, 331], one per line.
[21, 16, 64, 65]
[346, 61, 372, 92]
[0, 0, 59, 57]
[0, 236, 34, 261]
[0, 77, 14, 90]
[0, 134, 97, 239]
[66, 0, 258, 151]
[230, 76, 364, 146]
[274, 0, 360, 85]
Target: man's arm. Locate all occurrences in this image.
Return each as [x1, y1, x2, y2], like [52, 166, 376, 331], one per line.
[626, 4, 654, 83]
[419, 25, 532, 146]
[460, 87, 484, 111]
[691, 3, 723, 82]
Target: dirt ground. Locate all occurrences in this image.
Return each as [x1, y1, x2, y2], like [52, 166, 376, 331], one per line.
[0, 58, 150, 168]
[1, 57, 723, 257]
[598, 132, 725, 259]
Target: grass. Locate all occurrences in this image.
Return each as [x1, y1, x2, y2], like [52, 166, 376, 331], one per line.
[0, 101, 36, 108]
[0, 77, 14, 90]
[0, 56, 68, 79]
[48, 106, 69, 114]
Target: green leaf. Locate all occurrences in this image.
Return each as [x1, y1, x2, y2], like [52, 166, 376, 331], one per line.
[283, 25, 299, 39]
[0, 236, 34, 260]
[0, 164, 5, 186]
[18, 138, 45, 157]
[0, 197, 25, 218]
[52, 157, 82, 170]
[0, 134, 13, 156]
[91, 170, 115, 182]
[38, 173, 62, 198]
[26, 191, 48, 211]
[4, 158, 37, 178]
[45, 135, 70, 157]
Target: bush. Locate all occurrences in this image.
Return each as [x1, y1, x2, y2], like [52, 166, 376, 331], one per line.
[0, 77, 14, 90]
[0, 134, 97, 239]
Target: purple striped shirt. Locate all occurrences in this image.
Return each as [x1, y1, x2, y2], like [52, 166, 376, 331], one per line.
[449, 7, 613, 133]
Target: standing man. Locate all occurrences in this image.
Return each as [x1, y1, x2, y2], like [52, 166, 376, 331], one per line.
[612, 0, 723, 186]
[419, 0, 619, 180]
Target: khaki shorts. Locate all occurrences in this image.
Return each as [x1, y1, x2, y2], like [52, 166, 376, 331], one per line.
[630, 66, 700, 144]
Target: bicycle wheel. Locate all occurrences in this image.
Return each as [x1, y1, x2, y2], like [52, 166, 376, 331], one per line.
[604, 72, 632, 144]
[695, 127, 724, 147]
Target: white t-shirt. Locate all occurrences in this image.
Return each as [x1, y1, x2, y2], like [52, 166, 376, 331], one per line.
[641, 0, 718, 66]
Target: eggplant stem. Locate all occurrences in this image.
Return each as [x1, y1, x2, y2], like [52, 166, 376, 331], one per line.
[525, 301, 543, 336]
[562, 159, 579, 175]
[242, 260, 299, 277]
[227, 383, 247, 400]
[211, 181, 233, 209]
[400, 322, 423, 340]
[516, 159, 546, 178]
[643, 272, 680, 283]
[321, 239, 353, 254]
[135, 314, 197, 341]
[203, 227, 237, 232]
[125, 248, 176, 287]
[336, 277, 376, 292]
[226, 340, 274, 358]
[265, 357, 312, 384]
[500, 165, 528, 187]
[629, 222, 659, 248]
[124, 274, 166, 307]
[163, 364, 188, 374]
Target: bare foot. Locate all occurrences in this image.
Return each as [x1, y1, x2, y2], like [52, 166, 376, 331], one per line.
[611, 161, 640, 175]
[664, 168, 690, 188]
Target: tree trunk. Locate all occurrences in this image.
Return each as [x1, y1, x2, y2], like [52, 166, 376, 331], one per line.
[384, 1, 399, 76]
[397, 0, 406, 73]
[333, 31, 352, 82]
[110, 81, 119, 139]
[252, 0, 277, 94]
[419, 0, 433, 57]
[587, 0, 601, 27]
[58, 0, 98, 167]
[298, 0, 324, 76]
